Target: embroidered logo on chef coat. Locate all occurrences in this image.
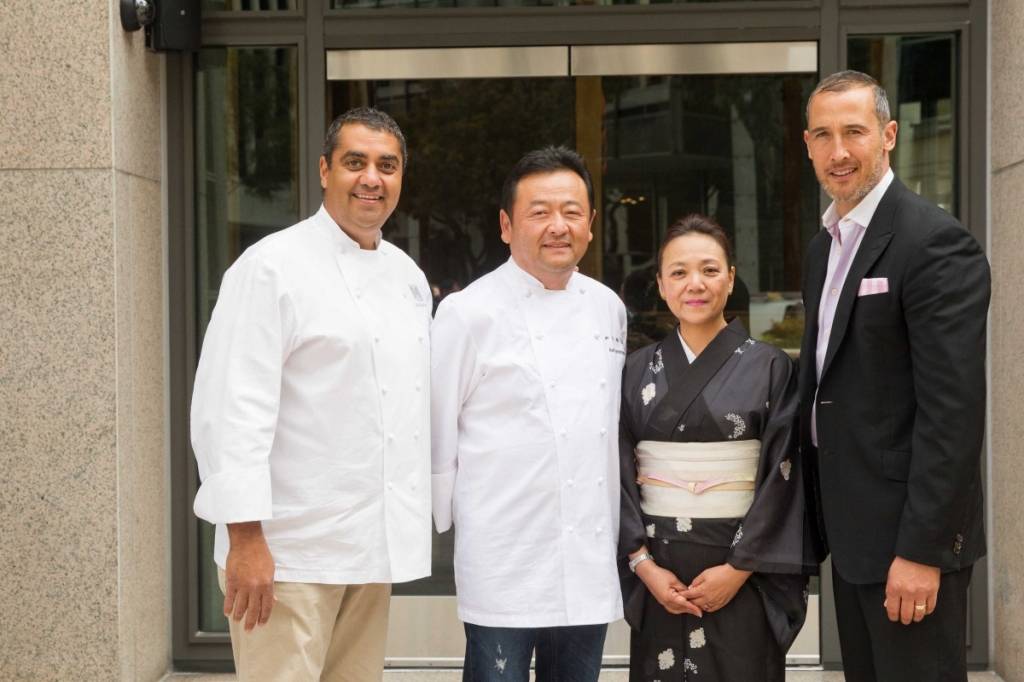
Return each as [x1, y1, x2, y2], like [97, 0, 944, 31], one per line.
[607, 333, 626, 355]
[408, 283, 429, 306]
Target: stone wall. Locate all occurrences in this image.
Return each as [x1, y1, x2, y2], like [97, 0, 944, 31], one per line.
[0, 1, 168, 679]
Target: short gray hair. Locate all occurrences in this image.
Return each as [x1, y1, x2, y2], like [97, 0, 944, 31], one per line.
[806, 70, 891, 127]
[322, 107, 408, 167]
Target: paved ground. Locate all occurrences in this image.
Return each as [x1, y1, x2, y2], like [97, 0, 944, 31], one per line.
[166, 670, 1004, 681]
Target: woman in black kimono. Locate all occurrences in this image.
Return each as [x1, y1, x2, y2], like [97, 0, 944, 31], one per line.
[619, 214, 815, 681]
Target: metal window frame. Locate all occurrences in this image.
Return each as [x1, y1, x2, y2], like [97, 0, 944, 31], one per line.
[167, 0, 989, 670]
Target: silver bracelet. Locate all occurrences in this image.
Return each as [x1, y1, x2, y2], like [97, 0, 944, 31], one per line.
[628, 552, 654, 573]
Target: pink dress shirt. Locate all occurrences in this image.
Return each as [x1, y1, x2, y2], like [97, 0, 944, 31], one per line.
[812, 169, 894, 446]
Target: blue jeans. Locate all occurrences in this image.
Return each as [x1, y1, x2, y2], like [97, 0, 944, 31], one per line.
[462, 622, 608, 682]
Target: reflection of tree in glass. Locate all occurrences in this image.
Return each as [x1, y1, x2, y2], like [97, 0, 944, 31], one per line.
[383, 78, 575, 288]
[236, 48, 298, 198]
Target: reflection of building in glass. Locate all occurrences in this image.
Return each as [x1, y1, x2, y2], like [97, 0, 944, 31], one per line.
[849, 34, 957, 215]
[600, 74, 818, 346]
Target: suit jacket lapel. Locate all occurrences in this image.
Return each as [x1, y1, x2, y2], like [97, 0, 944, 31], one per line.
[802, 233, 831, 355]
[819, 180, 902, 379]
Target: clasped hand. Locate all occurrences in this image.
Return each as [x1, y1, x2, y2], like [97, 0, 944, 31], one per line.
[635, 561, 703, 617]
[680, 563, 751, 613]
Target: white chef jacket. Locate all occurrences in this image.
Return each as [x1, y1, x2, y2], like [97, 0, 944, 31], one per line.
[431, 258, 627, 627]
[191, 206, 432, 585]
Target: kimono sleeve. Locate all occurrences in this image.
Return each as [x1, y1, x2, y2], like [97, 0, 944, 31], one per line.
[191, 252, 294, 525]
[429, 297, 482, 533]
[618, 363, 647, 560]
[727, 351, 812, 574]
[617, 351, 651, 630]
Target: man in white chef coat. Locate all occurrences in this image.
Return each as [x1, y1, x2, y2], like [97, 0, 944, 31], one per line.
[191, 107, 432, 681]
[431, 146, 627, 681]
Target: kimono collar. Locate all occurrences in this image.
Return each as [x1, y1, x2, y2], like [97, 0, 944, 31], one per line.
[661, 318, 749, 375]
[646, 318, 751, 440]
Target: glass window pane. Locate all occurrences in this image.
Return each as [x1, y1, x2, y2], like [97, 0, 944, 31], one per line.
[330, 77, 578, 596]
[600, 73, 818, 351]
[203, 0, 296, 10]
[848, 33, 958, 216]
[331, 74, 816, 361]
[329, 70, 817, 596]
[194, 45, 300, 632]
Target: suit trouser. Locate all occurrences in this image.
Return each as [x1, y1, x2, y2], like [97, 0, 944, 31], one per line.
[218, 569, 391, 682]
[832, 563, 972, 682]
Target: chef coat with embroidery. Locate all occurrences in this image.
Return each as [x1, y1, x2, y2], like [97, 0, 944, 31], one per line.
[191, 205, 432, 585]
[431, 258, 627, 627]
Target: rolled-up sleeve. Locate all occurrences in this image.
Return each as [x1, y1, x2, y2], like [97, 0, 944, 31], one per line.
[429, 298, 479, 533]
[191, 251, 293, 524]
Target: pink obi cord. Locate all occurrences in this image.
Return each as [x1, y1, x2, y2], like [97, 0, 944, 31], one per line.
[638, 473, 754, 494]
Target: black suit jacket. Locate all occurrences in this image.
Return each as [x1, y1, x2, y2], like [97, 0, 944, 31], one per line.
[799, 177, 990, 584]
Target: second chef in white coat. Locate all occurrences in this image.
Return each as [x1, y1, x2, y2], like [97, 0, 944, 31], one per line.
[431, 147, 626, 682]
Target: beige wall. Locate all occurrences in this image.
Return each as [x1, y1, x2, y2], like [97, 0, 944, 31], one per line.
[0, 1, 168, 680]
[991, 1, 1024, 681]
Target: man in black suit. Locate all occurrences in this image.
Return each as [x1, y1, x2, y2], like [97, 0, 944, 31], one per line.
[798, 70, 990, 682]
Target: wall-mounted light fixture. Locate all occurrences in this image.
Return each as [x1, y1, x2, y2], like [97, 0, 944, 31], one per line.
[119, 0, 200, 52]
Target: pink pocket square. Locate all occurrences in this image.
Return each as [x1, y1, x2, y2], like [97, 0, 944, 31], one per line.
[858, 277, 889, 296]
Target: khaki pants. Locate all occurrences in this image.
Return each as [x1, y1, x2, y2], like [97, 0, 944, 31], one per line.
[218, 569, 391, 682]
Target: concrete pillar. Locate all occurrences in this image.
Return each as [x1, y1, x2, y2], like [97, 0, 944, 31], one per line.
[991, 1, 1024, 680]
[0, 1, 169, 679]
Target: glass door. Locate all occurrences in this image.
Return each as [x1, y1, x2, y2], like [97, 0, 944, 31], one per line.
[325, 42, 821, 666]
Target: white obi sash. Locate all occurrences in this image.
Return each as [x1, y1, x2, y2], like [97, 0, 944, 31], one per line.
[636, 440, 760, 518]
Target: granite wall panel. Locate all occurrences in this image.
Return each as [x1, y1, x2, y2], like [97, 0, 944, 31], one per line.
[992, 0, 1024, 172]
[0, 1, 112, 170]
[0, 169, 120, 680]
[115, 170, 170, 682]
[991, 160, 1024, 682]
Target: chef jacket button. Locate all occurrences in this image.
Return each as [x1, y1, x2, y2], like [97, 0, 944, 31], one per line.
[567, 479, 574, 487]
[411, 482, 417, 490]
[382, 386, 388, 395]
[415, 382, 422, 391]
[593, 333, 600, 339]
[566, 526, 574, 533]
[560, 429, 567, 438]
[374, 336, 380, 343]
[600, 379, 607, 388]
[535, 333, 544, 341]
[597, 477, 605, 485]
[596, 526, 603, 534]
[418, 335, 424, 342]
[413, 431, 420, 439]
[526, 291, 532, 298]
[387, 482, 394, 490]
[355, 290, 362, 299]
[388, 433, 395, 441]
[599, 428, 607, 436]
[549, 382, 556, 389]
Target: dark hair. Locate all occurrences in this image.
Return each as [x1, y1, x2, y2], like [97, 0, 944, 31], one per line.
[657, 214, 735, 272]
[806, 70, 891, 127]
[322, 107, 408, 167]
[500, 146, 594, 216]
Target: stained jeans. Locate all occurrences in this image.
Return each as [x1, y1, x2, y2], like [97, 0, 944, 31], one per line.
[462, 622, 608, 682]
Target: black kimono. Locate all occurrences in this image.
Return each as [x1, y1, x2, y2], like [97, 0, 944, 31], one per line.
[619, 319, 816, 681]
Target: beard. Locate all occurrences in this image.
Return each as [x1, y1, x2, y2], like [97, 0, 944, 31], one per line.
[821, 152, 887, 207]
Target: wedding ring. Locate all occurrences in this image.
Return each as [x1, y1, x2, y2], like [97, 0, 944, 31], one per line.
[914, 603, 926, 611]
